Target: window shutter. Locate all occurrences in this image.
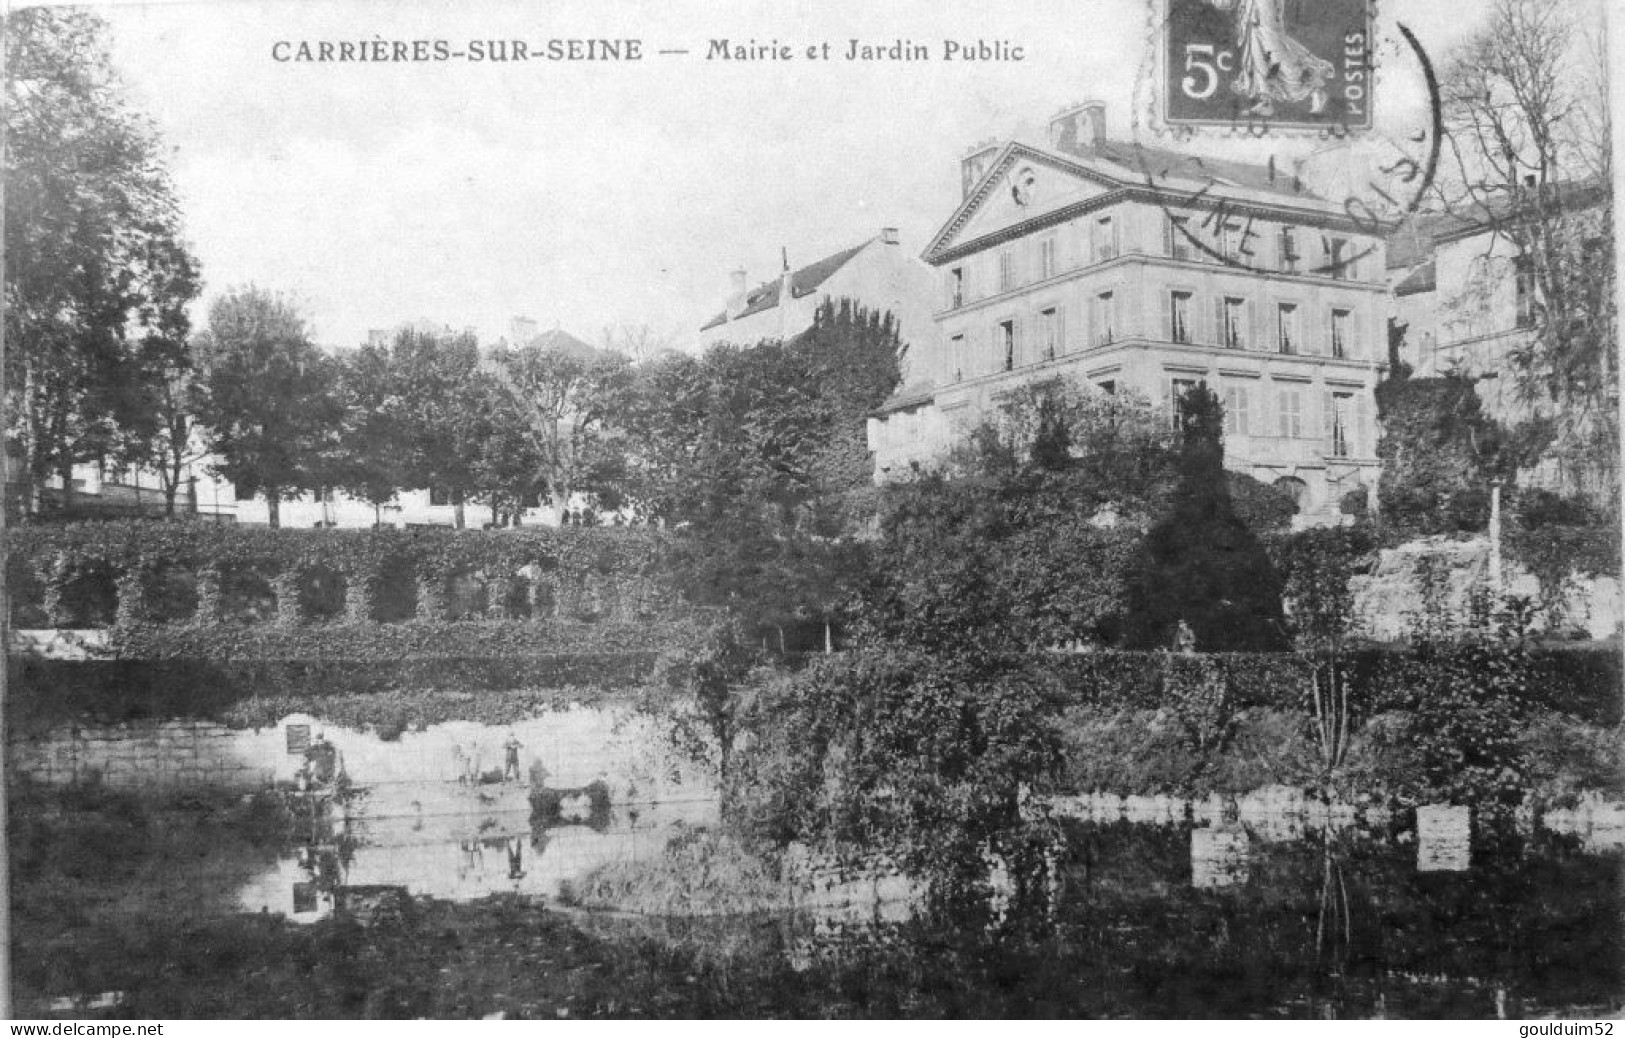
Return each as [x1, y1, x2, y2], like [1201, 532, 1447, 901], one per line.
[1162, 291, 1174, 342]
[1356, 394, 1370, 455]
[1321, 390, 1335, 448]
[1276, 390, 1290, 438]
[1163, 216, 1174, 257]
[1114, 291, 1126, 341]
[1088, 295, 1099, 346]
[1348, 309, 1363, 360]
[1213, 296, 1227, 347]
[1112, 216, 1123, 258]
[1056, 307, 1068, 355]
[1014, 316, 1024, 365]
[1236, 387, 1250, 437]
[1247, 298, 1261, 351]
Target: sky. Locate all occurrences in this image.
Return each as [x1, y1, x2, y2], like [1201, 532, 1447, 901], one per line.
[78, 0, 1524, 353]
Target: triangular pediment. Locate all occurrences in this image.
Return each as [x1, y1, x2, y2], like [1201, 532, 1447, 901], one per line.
[924, 144, 1125, 262]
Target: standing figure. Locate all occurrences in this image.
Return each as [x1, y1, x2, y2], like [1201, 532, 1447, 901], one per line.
[1205, 0, 1333, 117]
[504, 732, 523, 781]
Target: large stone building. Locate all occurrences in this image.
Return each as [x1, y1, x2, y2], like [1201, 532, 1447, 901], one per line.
[699, 228, 940, 362]
[867, 103, 1389, 523]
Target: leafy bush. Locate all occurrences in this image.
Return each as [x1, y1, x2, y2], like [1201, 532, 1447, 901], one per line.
[732, 645, 1065, 904]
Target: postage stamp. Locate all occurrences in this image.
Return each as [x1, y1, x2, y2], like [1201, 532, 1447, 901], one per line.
[1160, 0, 1375, 133]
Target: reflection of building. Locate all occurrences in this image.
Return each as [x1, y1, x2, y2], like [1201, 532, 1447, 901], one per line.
[868, 102, 1389, 524]
[700, 228, 941, 363]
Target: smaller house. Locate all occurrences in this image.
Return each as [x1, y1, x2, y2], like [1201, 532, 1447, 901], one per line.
[699, 228, 941, 369]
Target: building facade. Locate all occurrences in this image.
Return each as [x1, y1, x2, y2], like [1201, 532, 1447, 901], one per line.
[699, 228, 941, 368]
[869, 103, 1388, 523]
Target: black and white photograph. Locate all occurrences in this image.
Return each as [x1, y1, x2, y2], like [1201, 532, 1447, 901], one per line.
[2, 0, 1621, 1021]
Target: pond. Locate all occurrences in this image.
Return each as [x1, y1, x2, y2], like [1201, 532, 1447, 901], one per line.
[17, 782, 1623, 1019]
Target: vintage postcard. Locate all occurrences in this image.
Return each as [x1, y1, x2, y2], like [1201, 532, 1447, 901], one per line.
[4, 0, 1621, 1022]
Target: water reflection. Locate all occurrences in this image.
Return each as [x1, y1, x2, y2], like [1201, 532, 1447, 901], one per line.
[236, 789, 717, 919]
[1190, 828, 1250, 889]
[1416, 805, 1473, 873]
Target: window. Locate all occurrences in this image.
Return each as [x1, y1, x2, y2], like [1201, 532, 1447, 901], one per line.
[1278, 226, 1299, 273]
[430, 486, 452, 506]
[1165, 216, 1193, 261]
[1277, 389, 1303, 438]
[1038, 236, 1057, 280]
[948, 267, 964, 309]
[1221, 223, 1244, 263]
[1094, 215, 1117, 263]
[1039, 307, 1064, 359]
[1222, 297, 1247, 350]
[1325, 236, 1350, 280]
[998, 320, 1015, 371]
[1170, 377, 1200, 430]
[1098, 380, 1117, 395]
[1169, 290, 1192, 344]
[234, 484, 254, 502]
[950, 334, 965, 380]
[1094, 291, 1115, 346]
[1330, 308, 1351, 359]
[1515, 256, 1536, 329]
[1330, 392, 1354, 457]
[1277, 303, 1299, 355]
[1223, 385, 1251, 437]
[998, 251, 1016, 293]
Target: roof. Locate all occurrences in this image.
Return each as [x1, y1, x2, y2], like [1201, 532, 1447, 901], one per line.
[701, 240, 871, 332]
[1092, 138, 1324, 203]
[925, 138, 1342, 264]
[526, 327, 602, 362]
[1393, 258, 1437, 298]
[1385, 180, 1610, 270]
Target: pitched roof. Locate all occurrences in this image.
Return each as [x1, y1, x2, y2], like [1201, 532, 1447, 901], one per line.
[515, 327, 603, 363]
[1091, 138, 1324, 202]
[1385, 180, 1610, 270]
[701, 240, 871, 332]
[925, 138, 1337, 264]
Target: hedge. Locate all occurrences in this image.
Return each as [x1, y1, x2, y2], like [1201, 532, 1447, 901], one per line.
[7, 653, 662, 731]
[110, 618, 693, 661]
[1039, 645, 1622, 726]
[6, 521, 686, 630]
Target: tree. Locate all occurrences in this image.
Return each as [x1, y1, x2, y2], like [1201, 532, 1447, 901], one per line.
[387, 329, 492, 530]
[1120, 385, 1286, 651]
[4, 8, 201, 514]
[469, 379, 545, 526]
[1436, 0, 1615, 500]
[862, 379, 1171, 654]
[331, 342, 410, 526]
[616, 301, 904, 642]
[113, 331, 205, 517]
[488, 344, 632, 514]
[193, 289, 341, 528]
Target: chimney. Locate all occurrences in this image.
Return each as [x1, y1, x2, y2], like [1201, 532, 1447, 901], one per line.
[1048, 101, 1107, 158]
[961, 137, 1002, 198]
[778, 248, 794, 306]
[726, 267, 748, 319]
[880, 227, 900, 245]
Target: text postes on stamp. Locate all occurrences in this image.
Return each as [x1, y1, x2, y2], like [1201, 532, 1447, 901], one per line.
[1163, 0, 1373, 133]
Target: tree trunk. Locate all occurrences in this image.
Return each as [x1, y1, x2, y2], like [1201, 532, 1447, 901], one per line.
[453, 491, 466, 530]
[825, 621, 833, 654]
[57, 461, 75, 514]
[266, 491, 281, 529]
[374, 502, 383, 528]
